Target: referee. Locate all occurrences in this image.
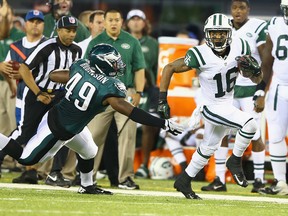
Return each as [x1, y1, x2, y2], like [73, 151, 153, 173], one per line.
[13, 16, 81, 185]
[16, 15, 81, 143]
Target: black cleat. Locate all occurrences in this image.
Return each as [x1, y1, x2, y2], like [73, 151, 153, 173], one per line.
[174, 172, 202, 200]
[45, 171, 71, 188]
[12, 170, 38, 184]
[201, 176, 227, 192]
[118, 177, 140, 190]
[78, 184, 113, 195]
[251, 178, 265, 193]
[226, 154, 248, 187]
[258, 179, 288, 195]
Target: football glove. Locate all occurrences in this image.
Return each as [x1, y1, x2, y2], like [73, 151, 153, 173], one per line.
[235, 55, 261, 78]
[164, 119, 184, 136]
[158, 92, 170, 119]
[158, 100, 170, 119]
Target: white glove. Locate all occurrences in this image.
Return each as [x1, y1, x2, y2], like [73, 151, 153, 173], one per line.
[188, 105, 203, 130]
[164, 119, 184, 136]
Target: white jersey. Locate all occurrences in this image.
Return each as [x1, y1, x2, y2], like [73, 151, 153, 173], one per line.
[184, 37, 250, 105]
[232, 18, 267, 86]
[268, 17, 288, 84]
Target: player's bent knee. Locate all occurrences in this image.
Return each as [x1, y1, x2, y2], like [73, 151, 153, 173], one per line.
[199, 145, 216, 157]
[243, 118, 257, 133]
[79, 145, 98, 160]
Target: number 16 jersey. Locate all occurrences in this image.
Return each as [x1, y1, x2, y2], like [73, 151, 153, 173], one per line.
[184, 37, 250, 105]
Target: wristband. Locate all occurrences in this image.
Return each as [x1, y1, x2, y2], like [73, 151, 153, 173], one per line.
[136, 91, 144, 97]
[36, 90, 42, 97]
[255, 80, 266, 91]
[159, 92, 167, 101]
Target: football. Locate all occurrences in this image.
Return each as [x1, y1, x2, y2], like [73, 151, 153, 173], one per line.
[9, 60, 20, 71]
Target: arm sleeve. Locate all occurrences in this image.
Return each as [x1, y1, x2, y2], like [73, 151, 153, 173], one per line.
[129, 107, 165, 128]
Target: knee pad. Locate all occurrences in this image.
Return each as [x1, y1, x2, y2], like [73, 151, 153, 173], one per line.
[199, 144, 217, 157]
[242, 118, 257, 134]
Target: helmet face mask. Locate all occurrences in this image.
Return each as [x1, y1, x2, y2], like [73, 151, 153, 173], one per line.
[88, 43, 126, 77]
[281, 0, 288, 24]
[204, 13, 232, 52]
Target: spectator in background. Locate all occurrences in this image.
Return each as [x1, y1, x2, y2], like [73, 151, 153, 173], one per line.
[0, 0, 25, 177]
[124, 9, 158, 84]
[13, 16, 26, 33]
[1, 10, 47, 184]
[78, 10, 93, 29]
[0, 0, 11, 40]
[123, 9, 160, 178]
[44, 0, 89, 42]
[78, 10, 105, 57]
[85, 9, 145, 190]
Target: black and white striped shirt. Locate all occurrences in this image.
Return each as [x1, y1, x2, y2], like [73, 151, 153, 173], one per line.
[24, 37, 82, 91]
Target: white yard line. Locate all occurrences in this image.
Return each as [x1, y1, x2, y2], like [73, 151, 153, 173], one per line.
[0, 183, 287, 204]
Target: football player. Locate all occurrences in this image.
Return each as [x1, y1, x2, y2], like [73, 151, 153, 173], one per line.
[201, 0, 267, 193]
[0, 43, 184, 195]
[158, 13, 262, 199]
[254, 0, 288, 195]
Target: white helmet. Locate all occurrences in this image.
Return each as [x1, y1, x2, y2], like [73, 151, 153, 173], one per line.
[204, 13, 232, 52]
[149, 157, 174, 180]
[281, 0, 288, 24]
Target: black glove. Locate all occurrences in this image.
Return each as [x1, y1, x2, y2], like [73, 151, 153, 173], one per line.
[157, 92, 170, 119]
[164, 119, 184, 136]
[235, 55, 261, 77]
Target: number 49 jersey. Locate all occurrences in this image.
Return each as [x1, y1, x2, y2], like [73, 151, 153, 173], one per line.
[48, 59, 126, 140]
[184, 37, 250, 105]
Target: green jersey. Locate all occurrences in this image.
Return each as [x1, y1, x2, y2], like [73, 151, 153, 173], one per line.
[48, 59, 126, 140]
[85, 30, 146, 87]
[139, 35, 159, 84]
[0, 27, 25, 80]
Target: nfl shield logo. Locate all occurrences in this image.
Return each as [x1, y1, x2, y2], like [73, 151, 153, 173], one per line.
[69, 17, 76, 24]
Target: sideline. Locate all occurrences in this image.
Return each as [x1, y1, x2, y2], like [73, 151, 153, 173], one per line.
[0, 183, 287, 204]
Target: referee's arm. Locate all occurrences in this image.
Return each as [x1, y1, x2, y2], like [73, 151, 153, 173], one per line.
[19, 64, 40, 95]
[19, 64, 53, 104]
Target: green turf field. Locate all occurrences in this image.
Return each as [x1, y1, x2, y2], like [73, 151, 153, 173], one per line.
[0, 172, 287, 216]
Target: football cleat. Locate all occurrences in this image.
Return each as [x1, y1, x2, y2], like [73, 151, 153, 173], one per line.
[78, 184, 113, 195]
[201, 176, 227, 192]
[118, 177, 140, 190]
[258, 179, 288, 195]
[226, 154, 248, 187]
[12, 169, 38, 184]
[45, 171, 71, 188]
[251, 178, 265, 193]
[174, 172, 202, 200]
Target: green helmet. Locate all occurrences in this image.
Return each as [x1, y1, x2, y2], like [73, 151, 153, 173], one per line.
[88, 43, 126, 77]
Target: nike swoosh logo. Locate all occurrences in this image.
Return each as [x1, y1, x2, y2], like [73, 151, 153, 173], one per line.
[271, 187, 280, 193]
[213, 185, 223, 190]
[47, 175, 57, 182]
[233, 174, 243, 185]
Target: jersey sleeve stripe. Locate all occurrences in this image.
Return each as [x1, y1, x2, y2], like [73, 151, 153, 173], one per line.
[240, 38, 245, 55]
[254, 22, 267, 34]
[192, 47, 206, 66]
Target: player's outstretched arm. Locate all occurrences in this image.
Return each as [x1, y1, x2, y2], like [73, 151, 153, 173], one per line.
[107, 97, 184, 136]
[158, 58, 190, 119]
[49, 69, 70, 84]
